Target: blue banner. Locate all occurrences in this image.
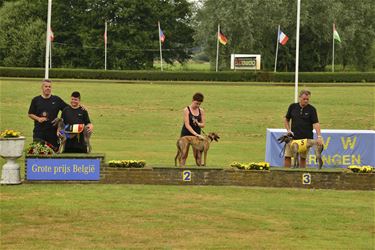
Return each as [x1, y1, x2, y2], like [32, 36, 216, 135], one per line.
[265, 129, 375, 168]
[26, 158, 100, 180]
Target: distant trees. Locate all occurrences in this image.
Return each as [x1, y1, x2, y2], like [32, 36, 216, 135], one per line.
[195, 0, 375, 71]
[0, 0, 194, 69]
[0, 0, 374, 71]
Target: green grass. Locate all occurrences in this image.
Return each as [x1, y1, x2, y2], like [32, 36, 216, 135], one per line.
[1, 185, 374, 249]
[0, 78, 374, 166]
[0, 78, 374, 249]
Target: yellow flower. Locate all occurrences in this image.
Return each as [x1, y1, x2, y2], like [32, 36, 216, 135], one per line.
[0, 129, 21, 138]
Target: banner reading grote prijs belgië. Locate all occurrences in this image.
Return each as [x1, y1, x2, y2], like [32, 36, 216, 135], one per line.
[265, 129, 375, 168]
[26, 158, 100, 180]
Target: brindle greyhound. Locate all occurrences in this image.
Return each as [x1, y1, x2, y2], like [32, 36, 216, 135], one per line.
[278, 134, 324, 168]
[175, 132, 220, 167]
[51, 118, 92, 153]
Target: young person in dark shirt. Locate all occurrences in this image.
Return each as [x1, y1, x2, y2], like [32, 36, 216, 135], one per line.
[61, 91, 93, 153]
[28, 79, 68, 149]
[283, 90, 323, 168]
[179, 92, 206, 166]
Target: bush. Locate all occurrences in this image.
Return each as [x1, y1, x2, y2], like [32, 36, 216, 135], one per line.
[1, 67, 374, 82]
[348, 165, 374, 173]
[230, 161, 270, 170]
[272, 72, 375, 82]
[108, 160, 146, 168]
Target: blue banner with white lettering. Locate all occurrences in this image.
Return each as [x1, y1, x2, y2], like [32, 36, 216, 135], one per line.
[265, 129, 375, 168]
[27, 158, 100, 180]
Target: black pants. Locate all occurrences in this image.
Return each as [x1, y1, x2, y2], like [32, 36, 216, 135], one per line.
[33, 129, 59, 149]
[64, 136, 87, 153]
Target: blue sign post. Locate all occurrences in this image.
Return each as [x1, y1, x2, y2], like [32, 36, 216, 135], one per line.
[26, 158, 100, 180]
[265, 129, 375, 168]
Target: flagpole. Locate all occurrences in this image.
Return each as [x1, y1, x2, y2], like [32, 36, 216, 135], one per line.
[49, 41, 52, 69]
[105, 21, 107, 70]
[332, 23, 335, 72]
[274, 25, 280, 72]
[44, 0, 52, 79]
[158, 21, 163, 71]
[294, 0, 301, 102]
[215, 24, 220, 72]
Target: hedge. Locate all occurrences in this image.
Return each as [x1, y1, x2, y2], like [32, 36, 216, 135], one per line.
[1, 67, 374, 82]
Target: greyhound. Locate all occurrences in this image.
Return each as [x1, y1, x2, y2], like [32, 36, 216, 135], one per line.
[51, 118, 92, 154]
[175, 132, 220, 167]
[277, 134, 324, 169]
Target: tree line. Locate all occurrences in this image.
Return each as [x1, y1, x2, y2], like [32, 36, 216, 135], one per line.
[0, 0, 374, 71]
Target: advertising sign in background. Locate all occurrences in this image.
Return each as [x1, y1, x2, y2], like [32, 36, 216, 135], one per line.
[230, 54, 261, 70]
[27, 158, 100, 180]
[265, 129, 375, 168]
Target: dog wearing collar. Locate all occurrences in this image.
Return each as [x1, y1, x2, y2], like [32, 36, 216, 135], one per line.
[278, 133, 324, 169]
[175, 132, 220, 167]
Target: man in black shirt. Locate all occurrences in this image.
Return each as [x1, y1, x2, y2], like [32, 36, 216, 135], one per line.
[61, 91, 93, 153]
[28, 79, 68, 149]
[284, 90, 323, 168]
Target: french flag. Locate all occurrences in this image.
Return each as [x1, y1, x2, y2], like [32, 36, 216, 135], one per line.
[159, 29, 165, 43]
[278, 31, 289, 45]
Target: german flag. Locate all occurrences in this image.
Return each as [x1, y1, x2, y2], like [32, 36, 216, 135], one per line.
[218, 31, 228, 45]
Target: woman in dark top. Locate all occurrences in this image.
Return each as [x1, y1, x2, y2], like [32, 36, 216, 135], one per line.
[180, 92, 206, 165]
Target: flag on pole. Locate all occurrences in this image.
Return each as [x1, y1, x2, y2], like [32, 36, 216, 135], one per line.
[218, 31, 227, 45]
[104, 28, 107, 45]
[158, 21, 164, 71]
[49, 28, 54, 42]
[278, 31, 288, 45]
[159, 29, 165, 43]
[333, 24, 341, 43]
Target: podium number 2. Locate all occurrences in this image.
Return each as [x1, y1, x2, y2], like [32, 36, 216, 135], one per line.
[183, 171, 191, 182]
[302, 173, 311, 185]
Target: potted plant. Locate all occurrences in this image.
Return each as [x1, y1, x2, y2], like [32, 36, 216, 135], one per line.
[0, 129, 26, 184]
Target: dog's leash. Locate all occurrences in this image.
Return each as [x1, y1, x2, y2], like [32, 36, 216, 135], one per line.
[279, 143, 287, 158]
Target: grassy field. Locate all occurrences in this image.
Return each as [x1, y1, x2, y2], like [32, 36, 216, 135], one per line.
[0, 78, 374, 249]
[1, 185, 374, 249]
[0, 78, 374, 167]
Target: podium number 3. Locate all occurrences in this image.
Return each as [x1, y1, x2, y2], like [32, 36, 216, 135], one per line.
[302, 173, 311, 185]
[183, 171, 191, 182]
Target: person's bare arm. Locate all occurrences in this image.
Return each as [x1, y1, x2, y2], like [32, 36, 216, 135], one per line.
[284, 117, 293, 135]
[194, 108, 205, 128]
[183, 109, 204, 139]
[86, 123, 93, 133]
[313, 122, 323, 145]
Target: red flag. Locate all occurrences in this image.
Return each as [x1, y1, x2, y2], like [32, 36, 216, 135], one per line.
[104, 29, 107, 45]
[159, 29, 165, 43]
[278, 31, 288, 45]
